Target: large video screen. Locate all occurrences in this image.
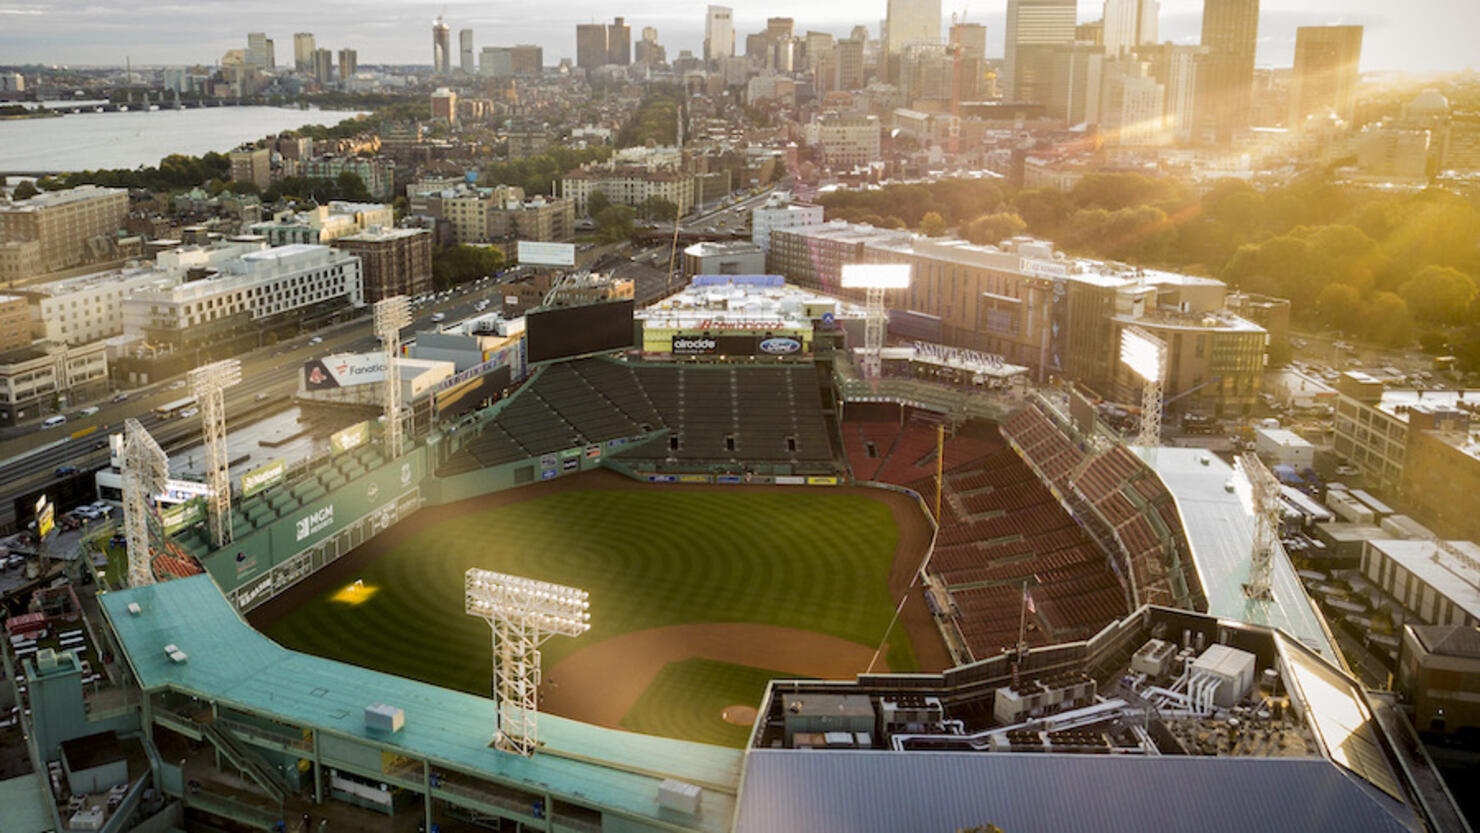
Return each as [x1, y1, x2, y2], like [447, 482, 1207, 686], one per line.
[526, 299, 636, 363]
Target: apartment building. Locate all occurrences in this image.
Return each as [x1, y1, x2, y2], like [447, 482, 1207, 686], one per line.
[0, 295, 31, 354]
[251, 202, 395, 246]
[122, 244, 362, 352]
[561, 166, 694, 216]
[332, 227, 434, 302]
[0, 340, 110, 426]
[0, 185, 128, 274]
[296, 156, 396, 201]
[229, 146, 272, 191]
[807, 114, 882, 167]
[1333, 372, 1480, 499]
[751, 198, 825, 251]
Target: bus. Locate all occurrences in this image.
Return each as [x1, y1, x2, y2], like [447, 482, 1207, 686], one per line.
[155, 396, 197, 419]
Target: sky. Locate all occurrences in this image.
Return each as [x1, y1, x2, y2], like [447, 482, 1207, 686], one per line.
[0, 0, 1475, 74]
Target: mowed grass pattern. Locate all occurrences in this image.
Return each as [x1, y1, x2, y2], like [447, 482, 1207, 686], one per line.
[262, 489, 912, 699]
[619, 659, 795, 748]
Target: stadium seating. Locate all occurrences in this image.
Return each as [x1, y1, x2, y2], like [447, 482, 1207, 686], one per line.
[438, 358, 838, 475]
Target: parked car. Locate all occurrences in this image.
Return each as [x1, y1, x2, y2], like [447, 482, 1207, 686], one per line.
[309, 336, 323, 345]
[111, 393, 129, 403]
[179, 408, 199, 419]
[1334, 463, 1359, 477]
[54, 465, 79, 477]
[78, 406, 99, 417]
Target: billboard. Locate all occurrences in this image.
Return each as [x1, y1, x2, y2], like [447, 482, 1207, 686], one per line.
[526, 299, 635, 363]
[435, 365, 511, 419]
[242, 459, 286, 497]
[162, 497, 205, 535]
[303, 353, 387, 390]
[330, 421, 371, 454]
[517, 241, 576, 267]
[37, 501, 53, 539]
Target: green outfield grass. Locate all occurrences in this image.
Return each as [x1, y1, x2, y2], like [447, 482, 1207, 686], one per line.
[260, 489, 912, 742]
[620, 659, 795, 748]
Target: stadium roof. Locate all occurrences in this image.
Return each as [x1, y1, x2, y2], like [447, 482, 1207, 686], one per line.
[99, 575, 742, 832]
[1134, 447, 1340, 663]
[733, 751, 1421, 833]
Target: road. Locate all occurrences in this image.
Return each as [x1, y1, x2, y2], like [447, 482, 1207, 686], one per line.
[0, 280, 505, 531]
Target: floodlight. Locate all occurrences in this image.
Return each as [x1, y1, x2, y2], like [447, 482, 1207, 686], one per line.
[1119, 328, 1164, 383]
[840, 263, 912, 289]
[373, 296, 412, 458]
[188, 359, 241, 548]
[465, 568, 591, 756]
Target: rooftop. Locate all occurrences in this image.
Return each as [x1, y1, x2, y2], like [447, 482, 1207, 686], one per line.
[1135, 447, 1339, 662]
[1366, 538, 1480, 622]
[99, 575, 741, 832]
[0, 184, 125, 212]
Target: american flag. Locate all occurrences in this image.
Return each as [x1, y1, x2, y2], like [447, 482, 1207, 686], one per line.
[1024, 585, 1036, 615]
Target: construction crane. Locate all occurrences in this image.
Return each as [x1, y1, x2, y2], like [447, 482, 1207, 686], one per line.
[1240, 453, 1281, 601]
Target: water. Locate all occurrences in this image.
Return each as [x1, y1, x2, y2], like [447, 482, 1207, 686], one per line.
[0, 106, 368, 172]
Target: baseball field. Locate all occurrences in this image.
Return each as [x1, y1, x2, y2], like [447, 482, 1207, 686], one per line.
[251, 472, 939, 748]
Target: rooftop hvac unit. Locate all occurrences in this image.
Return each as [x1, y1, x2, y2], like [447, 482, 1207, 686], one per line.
[878, 694, 943, 727]
[36, 647, 58, 672]
[1191, 644, 1256, 707]
[127, 602, 142, 616]
[1130, 639, 1176, 679]
[364, 703, 405, 733]
[658, 779, 702, 815]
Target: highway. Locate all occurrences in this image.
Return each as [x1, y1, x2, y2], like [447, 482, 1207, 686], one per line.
[0, 280, 504, 531]
[0, 186, 779, 531]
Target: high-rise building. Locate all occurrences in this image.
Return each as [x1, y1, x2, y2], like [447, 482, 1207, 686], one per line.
[885, 0, 942, 53]
[246, 32, 270, 68]
[1004, 0, 1076, 103]
[950, 22, 987, 60]
[636, 28, 666, 67]
[0, 186, 128, 274]
[836, 38, 866, 90]
[608, 17, 631, 66]
[293, 32, 316, 71]
[1102, 0, 1158, 57]
[1076, 20, 1105, 45]
[1101, 61, 1166, 145]
[510, 45, 544, 75]
[312, 48, 334, 85]
[431, 87, 458, 125]
[705, 6, 735, 62]
[432, 15, 452, 74]
[1143, 43, 1205, 142]
[576, 24, 609, 69]
[338, 48, 358, 83]
[1289, 25, 1363, 128]
[460, 29, 475, 74]
[1198, 0, 1258, 142]
[481, 47, 514, 78]
[1050, 42, 1106, 123]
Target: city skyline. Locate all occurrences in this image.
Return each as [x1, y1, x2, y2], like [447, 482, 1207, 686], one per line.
[0, 0, 1473, 73]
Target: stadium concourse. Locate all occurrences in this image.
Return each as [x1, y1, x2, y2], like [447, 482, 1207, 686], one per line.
[36, 332, 1467, 832]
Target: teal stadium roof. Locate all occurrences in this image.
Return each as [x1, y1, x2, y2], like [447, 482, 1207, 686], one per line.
[1135, 447, 1340, 663]
[99, 575, 742, 833]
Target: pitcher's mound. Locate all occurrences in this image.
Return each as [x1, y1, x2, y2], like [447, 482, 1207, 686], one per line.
[722, 705, 758, 726]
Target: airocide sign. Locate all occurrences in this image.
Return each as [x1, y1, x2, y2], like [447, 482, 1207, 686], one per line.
[672, 336, 717, 355]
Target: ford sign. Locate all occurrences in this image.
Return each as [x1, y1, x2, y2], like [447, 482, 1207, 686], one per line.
[759, 337, 802, 355]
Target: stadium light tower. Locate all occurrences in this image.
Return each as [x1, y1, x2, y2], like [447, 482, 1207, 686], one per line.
[464, 568, 590, 756]
[1240, 452, 1281, 601]
[188, 358, 242, 548]
[840, 263, 911, 380]
[120, 419, 168, 588]
[374, 296, 412, 459]
[1119, 326, 1167, 447]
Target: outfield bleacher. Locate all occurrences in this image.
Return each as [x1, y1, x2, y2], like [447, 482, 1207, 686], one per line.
[438, 357, 837, 476]
[842, 413, 1129, 662]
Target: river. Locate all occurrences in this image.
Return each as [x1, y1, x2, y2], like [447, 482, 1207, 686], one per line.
[0, 106, 368, 173]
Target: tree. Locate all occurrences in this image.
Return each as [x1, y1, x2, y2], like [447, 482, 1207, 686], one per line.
[920, 211, 947, 237]
[638, 195, 678, 222]
[1365, 292, 1414, 348]
[1398, 265, 1477, 325]
[963, 212, 1027, 246]
[432, 245, 505, 290]
[594, 204, 636, 243]
[1012, 188, 1073, 236]
[334, 171, 372, 202]
[1315, 283, 1362, 333]
[11, 180, 38, 200]
[586, 189, 612, 219]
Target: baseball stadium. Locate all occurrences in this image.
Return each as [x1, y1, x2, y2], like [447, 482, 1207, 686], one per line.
[21, 276, 1463, 833]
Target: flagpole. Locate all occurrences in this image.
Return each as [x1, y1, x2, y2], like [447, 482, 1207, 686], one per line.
[934, 424, 944, 522]
[1017, 580, 1030, 655]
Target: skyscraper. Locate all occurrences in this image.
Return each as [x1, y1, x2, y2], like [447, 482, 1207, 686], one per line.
[576, 24, 609, 69]
[949, 21, 987, 59]
[1289, 25, 1363, 128]
[294, 33, 316, 71]
[1004, 0, 1076, 103]
[338, 48, 358, 84]
[836, 38, 866, 90]
[312, 48, 334, 85]
[1102, 0, 1158, 57]
[635, 29, 666, 67]
[705, 6, 735, 62]
[885, 0, 943, 53]
[460, 29, 475, 74]
[608, 17, 632, 66]
[511, 45, 544, 76]
[1197, 0, 1258, 142]
[246, 32, 270, 69]
[432, 15, 451, 74]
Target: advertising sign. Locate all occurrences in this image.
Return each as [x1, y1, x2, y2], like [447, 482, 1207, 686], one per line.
[330, 421, 370, 454]
[37, 501, 53, 539]
[162, 497, 205, 535]
[517, 241, 577, 267]
[159, 479, 212, 503]
[758, 336, 802, 355]
[242, 459, 287, 497]
[303, 353, 388, 390]
[671, 335, 718, 355]
[561, 457, 579, 472]
[526, 300, 636, 363]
